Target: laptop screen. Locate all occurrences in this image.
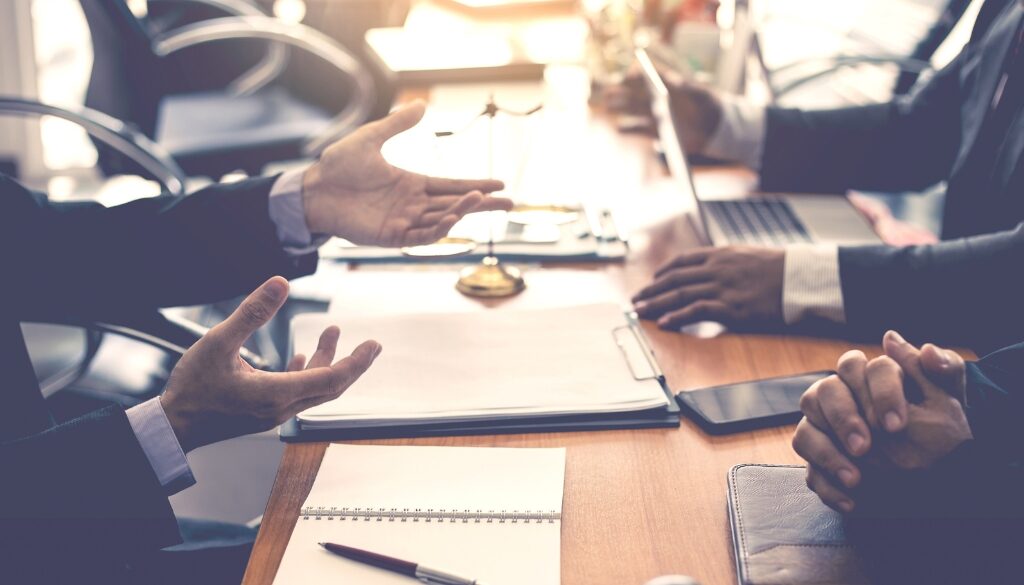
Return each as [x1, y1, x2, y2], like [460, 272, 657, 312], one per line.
[634, 47, 712, 245]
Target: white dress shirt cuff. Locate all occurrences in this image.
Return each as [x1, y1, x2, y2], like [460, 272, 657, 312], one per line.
[702, 95, 767, 170]
[126, 397, 196, 496]
[782, 244, 846, 325]
[268, 167, 330, 255]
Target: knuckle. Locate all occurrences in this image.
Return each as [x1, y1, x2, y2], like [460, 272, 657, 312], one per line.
[837, 350, 866, 376]
[839, 413, 863, 432]
[791, 426, 806, 453]
[867, 355, 898, 375]
[816, 375, 844, 398]
[799, 390, 819, 415]
[791, 422, 811, 456]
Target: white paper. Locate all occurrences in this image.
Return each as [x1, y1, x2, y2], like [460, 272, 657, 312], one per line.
[291, 303, 668, 427]
[322, 269, 626, 317]
[273, 445, 565, 585]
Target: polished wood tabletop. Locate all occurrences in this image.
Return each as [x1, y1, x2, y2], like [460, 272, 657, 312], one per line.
[243, 76, 897, 585]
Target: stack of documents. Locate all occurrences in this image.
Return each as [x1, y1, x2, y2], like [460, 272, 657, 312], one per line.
[288, 303, 672, 435]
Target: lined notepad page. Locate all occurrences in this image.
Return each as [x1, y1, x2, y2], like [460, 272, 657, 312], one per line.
[292, 303, 668, 428]
[273, 445, 566, 585]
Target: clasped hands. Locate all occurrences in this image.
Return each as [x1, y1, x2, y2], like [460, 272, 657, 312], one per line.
[792, 330, 973, 513]
[160, 102, 511, 451]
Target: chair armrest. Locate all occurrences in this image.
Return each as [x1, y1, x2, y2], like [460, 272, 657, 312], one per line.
[151, 16, 377, 156]
[96, 312, 272, 370]
[29, 313, 272, 373]
[769, 55, 933, 99]
[0, 97, 187, 195]
[148, 0, 289, 96]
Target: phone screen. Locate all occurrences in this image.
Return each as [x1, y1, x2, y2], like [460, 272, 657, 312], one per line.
[677, 371, 831, 430]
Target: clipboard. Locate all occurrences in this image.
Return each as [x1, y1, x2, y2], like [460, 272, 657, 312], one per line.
[280, 311, 679, 442]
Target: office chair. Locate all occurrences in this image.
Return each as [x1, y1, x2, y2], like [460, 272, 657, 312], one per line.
[79, 0, 389, 179]
[0, 96, 271, 409]
[749, 0, 991, 105]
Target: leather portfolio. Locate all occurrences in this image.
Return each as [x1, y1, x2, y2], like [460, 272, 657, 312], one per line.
[726, 464, 869, 585]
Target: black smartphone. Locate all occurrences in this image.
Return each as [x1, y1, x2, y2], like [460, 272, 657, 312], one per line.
[676, 371, 833, 434]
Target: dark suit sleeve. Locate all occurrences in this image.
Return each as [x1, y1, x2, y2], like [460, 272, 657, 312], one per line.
[0, 405, 181, 582]
[836, 223, 1024, 352]
[0, 174, 317, 321]
[758, 49, 967, 194]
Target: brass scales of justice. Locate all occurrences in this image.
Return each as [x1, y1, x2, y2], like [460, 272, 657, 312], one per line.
[401, 94, 577, 298]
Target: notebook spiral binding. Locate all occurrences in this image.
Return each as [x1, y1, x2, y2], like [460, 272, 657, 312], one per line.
[300, 507, 561, 524]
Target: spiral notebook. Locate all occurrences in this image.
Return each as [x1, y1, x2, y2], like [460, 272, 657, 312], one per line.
[272, 444, 567, 584]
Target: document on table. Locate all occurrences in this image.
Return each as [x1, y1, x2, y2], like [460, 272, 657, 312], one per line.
[290, 303, 669, 429]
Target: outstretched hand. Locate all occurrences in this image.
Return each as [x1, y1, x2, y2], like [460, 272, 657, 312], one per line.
[160, 277, 381, 452]
[301, 101, 513, 247]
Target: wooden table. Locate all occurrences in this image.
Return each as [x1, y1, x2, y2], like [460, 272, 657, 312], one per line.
[243, 78, 890, 585]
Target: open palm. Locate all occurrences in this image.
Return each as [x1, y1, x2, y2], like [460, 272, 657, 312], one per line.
[302, 101, 511, 247]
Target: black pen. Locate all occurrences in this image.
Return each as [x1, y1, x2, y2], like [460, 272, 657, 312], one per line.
[319, 542, 488, 585]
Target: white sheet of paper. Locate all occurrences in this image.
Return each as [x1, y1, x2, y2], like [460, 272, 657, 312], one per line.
[322, 269, 626, 317]
[292, 303, 667, 427]
[272, 445, 566, 585]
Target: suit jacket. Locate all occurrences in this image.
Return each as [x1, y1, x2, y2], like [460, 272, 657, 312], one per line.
[761, 0, 1024, 352]
[0, 173, 316, 582]
[844, 341, 1024, 584]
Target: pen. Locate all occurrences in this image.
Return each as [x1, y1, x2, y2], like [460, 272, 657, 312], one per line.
[319, 542, 488, 585]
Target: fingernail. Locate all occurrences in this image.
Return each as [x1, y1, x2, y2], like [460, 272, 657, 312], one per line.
[634, 301, 648, 312]
[887, 330, 907, 345]
[837, 469, 856, 488]
[265, 278, 288, 300]
[847, 433, 866, 453]
[838, 499, 855, 513]
[373, 344, 383, 360]
[657, 317, 670, 328]
[884, 412, 902, 432]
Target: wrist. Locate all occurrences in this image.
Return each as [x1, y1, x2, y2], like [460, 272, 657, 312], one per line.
[301, 162, 328, 235]
[159, 393, 199, 453]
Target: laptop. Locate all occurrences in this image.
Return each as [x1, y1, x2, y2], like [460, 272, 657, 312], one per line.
[635, 47, 881, 248]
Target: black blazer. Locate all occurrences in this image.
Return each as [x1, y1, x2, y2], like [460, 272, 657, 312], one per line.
[0, 174, 315, 582]
[760, 0, 1024, 351]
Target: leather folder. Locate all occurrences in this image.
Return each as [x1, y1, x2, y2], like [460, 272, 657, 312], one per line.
[727, 464, 870, 585]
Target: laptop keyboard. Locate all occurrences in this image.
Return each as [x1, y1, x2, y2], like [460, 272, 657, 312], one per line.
[703, 199, 813, 246]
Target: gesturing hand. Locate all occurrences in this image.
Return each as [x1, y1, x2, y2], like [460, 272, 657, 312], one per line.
[302, 101, 513, 247]
[160, 277, 381, 452]
[632, 246, 784, 330]
[792, 331, 972, 512]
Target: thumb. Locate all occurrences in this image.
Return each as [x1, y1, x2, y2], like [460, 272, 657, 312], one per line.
[213, 276, 289, 352]
[361, 101, 426, 146]
[920, 343, 967, 403]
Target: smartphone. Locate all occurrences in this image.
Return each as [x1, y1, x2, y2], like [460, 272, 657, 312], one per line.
[676, 371, 833, 434]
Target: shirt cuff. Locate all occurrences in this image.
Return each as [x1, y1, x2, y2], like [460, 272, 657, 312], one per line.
[126, 397, 196, 496]
[702, 94, 766, 170]
[268, 167, 330, 256]
[782, 244, 846, 325]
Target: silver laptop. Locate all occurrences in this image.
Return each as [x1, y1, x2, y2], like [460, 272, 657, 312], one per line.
[636, 47, 880, 248]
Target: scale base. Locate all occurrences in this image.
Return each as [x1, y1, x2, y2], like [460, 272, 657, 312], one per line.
[456, 256, 526, 298]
